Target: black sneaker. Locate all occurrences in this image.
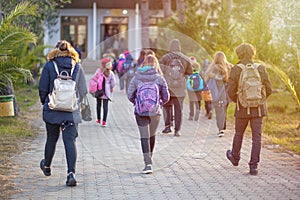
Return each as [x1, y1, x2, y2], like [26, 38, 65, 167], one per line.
[226, 150, 239, 166]
[174, 131, 181, 137]
[162, 126, 172, 133]
[142, 164, 153, 174]
[40, 159, 51, 176]
[66, 172, 77, 186]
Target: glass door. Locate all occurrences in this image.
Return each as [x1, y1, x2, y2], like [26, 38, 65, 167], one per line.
[61, 16, 87, 58]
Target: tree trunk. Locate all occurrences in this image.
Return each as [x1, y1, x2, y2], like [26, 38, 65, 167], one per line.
[140, 0, 149, 48]
[176, 0, 185, 24]
[162, 0, 171, 19]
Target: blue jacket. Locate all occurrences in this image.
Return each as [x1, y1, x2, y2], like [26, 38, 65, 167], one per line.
[39, 56, 87, 125]
[127, 66, 170, 116]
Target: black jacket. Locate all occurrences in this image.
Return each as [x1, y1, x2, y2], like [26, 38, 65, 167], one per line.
[227, 61, 272, 118]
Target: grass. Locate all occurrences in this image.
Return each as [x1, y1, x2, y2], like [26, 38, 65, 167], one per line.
[0, 82, 39, 199]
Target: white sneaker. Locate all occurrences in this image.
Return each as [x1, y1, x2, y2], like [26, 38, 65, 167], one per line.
[218, 130, 225, 137]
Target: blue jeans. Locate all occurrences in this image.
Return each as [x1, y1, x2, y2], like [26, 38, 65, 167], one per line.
[232, 117, 263, 167]
[44, 122, 78, 173]
[135, 114, 160, 165]
[119, 75, 125, 90]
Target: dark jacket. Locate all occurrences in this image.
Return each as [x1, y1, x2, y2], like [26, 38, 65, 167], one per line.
[227, 61, 272, 118]
[127, 66, 170, 116]
[39, 54, 87, 125]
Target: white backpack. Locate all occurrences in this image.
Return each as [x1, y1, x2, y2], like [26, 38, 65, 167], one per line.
[48, 61, 78, 112]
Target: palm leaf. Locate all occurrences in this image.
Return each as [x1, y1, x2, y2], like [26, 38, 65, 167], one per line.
[261, 60, 300, 110]
[1, 1, 37, 27]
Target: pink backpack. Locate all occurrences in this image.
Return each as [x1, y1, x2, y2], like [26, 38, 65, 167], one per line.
[117, 59, 125, 74]
[89, 70, 104, 94]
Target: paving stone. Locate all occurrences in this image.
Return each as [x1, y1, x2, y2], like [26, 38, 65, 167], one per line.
[8, 72, 300, 200]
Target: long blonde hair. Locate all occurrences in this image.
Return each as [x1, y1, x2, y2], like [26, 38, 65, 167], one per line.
[212, 51, 232, 82]
[141, 55, 162, 74]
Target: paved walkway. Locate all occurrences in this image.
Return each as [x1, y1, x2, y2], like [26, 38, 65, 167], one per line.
[9, 71, 300, 199]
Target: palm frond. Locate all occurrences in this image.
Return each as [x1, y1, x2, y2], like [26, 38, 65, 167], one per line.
[1, 1, 37, 27]
[0, 27, 37, 54]
[261, 60, 300, 110]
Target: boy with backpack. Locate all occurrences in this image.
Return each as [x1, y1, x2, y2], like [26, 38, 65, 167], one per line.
[186, 57, 204, 121]
[226, 43, 272, 175]
[127, 55, 169, 174]
[159, 39, 193, 136]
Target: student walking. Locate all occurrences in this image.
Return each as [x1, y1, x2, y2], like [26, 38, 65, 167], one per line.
[186, 57, 203, 121]
[116, 54, 126, 92]
[38, 40, 88, 186]
[226, 43, 272, 175]
[201, 59, 213, 119]
[127, 55, 169, 174]
[122, 53, 136, 94]
[204, 52, 232, 137]
[159, 39, 193, 136]
[94, 58, 116, 127]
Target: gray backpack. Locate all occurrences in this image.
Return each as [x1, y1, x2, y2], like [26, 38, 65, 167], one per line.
[164, 54, 185, 88]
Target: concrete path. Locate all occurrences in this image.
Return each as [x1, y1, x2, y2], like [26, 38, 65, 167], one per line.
[9, 72, 300, 200]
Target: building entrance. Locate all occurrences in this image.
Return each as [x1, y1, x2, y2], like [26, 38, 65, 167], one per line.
[101, 17, 128, 57]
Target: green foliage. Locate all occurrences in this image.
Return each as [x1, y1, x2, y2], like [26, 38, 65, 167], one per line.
[0, 1, 38, 87]
[0, 0, 71, 42]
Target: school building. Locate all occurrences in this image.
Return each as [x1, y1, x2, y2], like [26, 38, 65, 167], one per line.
[43, 0, 178, 60]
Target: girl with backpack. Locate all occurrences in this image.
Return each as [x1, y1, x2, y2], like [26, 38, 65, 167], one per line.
[127, 55, 170, 174]
[204, 51, 233, 137]
[39, 40, 88, 186]
[93, 58, 116, 126]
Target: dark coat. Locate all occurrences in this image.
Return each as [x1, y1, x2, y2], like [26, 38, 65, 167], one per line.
[39, 56, 87, 125]
[227, 61, 272, 118]
[127, 66, 170, 116]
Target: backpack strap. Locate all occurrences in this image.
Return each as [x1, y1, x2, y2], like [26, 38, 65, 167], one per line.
[52, 61, 60, 76]
[52, 61, 76, 77]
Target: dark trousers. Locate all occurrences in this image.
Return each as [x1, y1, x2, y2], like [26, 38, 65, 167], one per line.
[204, 101, 212, 114]
[44, 122, 78, 173]
[135, 114, 160, 165]
[96, 98, 109, 121]
[189, 101, 201, 117]
[232, 117, 263, 167]
[163, 96, 184, 131]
